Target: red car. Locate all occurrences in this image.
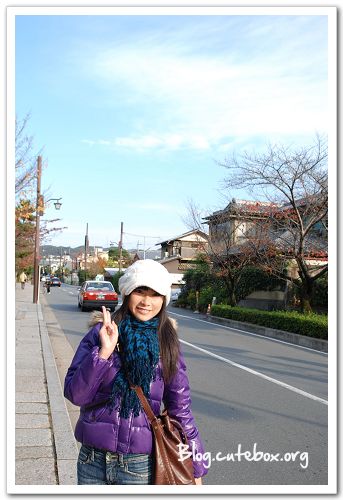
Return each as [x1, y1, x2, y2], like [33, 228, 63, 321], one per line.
[78, 280, 118, 312]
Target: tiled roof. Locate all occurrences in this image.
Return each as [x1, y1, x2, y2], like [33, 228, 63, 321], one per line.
[204, 199, 281, 220]
[156, 229, 208, 246]
[272, 230, 328, 256]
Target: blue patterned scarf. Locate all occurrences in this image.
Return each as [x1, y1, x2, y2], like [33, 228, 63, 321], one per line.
[109, 313, 160, 418]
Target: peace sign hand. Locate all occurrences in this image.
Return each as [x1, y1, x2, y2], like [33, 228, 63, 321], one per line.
[98, 306, 119, 360]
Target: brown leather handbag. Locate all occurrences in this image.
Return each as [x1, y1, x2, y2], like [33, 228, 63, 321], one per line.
[131, 385, 196, 485]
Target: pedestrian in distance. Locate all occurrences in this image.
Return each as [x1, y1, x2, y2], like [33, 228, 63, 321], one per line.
[19, 271, 27, 290]
[64, 259, 207, 485]
[45, 277, 51, 294]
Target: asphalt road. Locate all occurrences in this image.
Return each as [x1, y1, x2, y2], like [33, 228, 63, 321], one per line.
[43, 283, 328, 485]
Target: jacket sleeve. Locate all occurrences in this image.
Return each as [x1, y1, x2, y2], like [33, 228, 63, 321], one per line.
[64, 323, 121, 406]
[162, 350, 208, 478]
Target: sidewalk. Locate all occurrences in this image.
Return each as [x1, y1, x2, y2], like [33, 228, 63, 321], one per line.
[15, 282, 78, 485]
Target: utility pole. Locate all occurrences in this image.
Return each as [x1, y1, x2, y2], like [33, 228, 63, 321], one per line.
[33, 156, 42, 304]
[119, 222, 123, 273]
[59, 247, 62, 274]
[62, 250, 66, 281]
[84, 223, 89, 280]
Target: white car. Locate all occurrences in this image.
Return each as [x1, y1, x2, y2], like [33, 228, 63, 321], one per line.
[171, 289, 181, 302]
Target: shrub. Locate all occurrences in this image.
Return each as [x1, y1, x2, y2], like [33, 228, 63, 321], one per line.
[236, 266, 285, 301]
[312, 275, 328, 309]
[77, 270, 87, 283]
[186, 290, 197, 309]
[211, 305, 327, 340]
[198, 286, 229, 311]
[198, 286, 216, 312]
[175, 290, 197, 309]
[286, 274, 328, 313]
[175, 293, 188, 308]
[179, 264, 286, 309]
[175, 284, 229, 311]
[109, 271, 125, 293]
[182, 262, 212, 293]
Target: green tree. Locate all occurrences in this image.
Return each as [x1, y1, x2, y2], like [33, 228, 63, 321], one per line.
[111, 271, 125, 293]
[78, 269, 87, 284]
[108, 246, 130, 260]
[235, 266, 285, 302]
[182, 256, 212, 292]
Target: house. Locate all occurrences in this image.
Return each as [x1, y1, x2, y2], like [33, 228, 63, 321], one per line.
[103, 267, 122, 280]
[203, 198, 328, 310]
[76, 247, 109, 270]
[156, 230, 209, 289]
[203, 198, 327, 262]
[203, 198, 279, 250]
[93, 247, 109, 261]
[158, 229, 208, 259]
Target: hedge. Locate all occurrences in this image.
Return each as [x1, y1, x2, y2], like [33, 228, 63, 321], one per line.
[211, 305, 328, 340]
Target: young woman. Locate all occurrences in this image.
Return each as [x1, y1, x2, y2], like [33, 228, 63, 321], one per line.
[64, 259, 208, 485]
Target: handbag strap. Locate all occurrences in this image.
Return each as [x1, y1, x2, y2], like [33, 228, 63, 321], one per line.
[130, 384, 157, 424]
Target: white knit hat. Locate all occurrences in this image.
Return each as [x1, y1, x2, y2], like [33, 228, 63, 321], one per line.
[118, 259, 173, 305]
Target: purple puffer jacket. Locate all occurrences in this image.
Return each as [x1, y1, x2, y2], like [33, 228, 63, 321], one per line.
[64, 322, 208, 478]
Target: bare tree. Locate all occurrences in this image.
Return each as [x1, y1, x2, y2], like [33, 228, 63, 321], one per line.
[15, 114, 67, 273]
[15, 113, 41, 198]
[185, 199, 267, 306]
[218, 135, 328, 312]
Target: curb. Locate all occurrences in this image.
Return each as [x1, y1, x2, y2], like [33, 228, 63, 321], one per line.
[37, 304, 79, 484]
[204, 314, 328, 353]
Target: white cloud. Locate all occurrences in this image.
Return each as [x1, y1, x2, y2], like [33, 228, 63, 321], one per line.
[114, 133, 210, 151]
[78, 17, 328, 150]
[115, 135, 160, 149]
[82, 133, 210, 152]
[81, 139, 96, 146]
[81, 139, 111, 146]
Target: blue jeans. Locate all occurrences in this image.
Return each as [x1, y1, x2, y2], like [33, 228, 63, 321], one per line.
[77, 444, 153, 485]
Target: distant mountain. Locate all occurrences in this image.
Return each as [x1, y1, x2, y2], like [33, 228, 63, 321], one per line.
[41, 245, 161, 260]
[132, 249, 161, 260]
[41, 245, 84, 258]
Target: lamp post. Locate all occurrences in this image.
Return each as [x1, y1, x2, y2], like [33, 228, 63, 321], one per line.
[84, 223, 89, 281]
[110, 223, 124, 271]
[119, 222, 123, 273]
[33, 156, 62, 303]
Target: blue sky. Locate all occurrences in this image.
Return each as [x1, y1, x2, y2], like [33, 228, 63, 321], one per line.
[15, 13, 328, 251]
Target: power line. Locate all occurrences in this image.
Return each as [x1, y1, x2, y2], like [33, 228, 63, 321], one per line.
[123, 231, 161, 239]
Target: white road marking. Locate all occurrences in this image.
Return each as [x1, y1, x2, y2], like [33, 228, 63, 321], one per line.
[169, 310, 327, 355]
[179, 338, 328, 406]
[59, 287, 75, 295]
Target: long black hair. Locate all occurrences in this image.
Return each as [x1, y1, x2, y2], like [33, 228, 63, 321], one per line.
[111, 295, 180, 383]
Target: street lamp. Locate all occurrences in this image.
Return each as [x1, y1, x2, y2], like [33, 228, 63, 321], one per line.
[41, 197, 62, 213]
[33, 156, 62, 303]
[49, 197, 62, 210]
